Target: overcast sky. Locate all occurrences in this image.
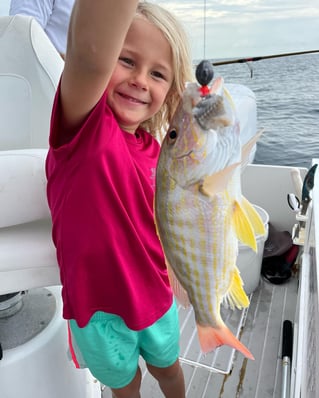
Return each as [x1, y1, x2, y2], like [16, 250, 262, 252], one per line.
[155, 0, 319, 60]
[1, 0, 319, 60]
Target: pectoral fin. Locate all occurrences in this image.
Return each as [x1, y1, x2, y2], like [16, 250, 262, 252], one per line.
[200, 162, 240, 197]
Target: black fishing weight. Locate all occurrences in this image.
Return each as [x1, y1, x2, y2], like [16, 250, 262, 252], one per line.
[195, 60, 214, 87]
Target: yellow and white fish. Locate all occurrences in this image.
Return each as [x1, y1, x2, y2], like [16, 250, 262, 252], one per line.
[155, 66, 265, 359]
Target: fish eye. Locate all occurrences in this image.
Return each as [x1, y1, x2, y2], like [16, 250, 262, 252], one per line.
[169, 129, 177, 140]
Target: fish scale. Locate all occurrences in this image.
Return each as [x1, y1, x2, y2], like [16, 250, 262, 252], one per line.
[155, 77, 265, 359]
[159, 179, 237, 323]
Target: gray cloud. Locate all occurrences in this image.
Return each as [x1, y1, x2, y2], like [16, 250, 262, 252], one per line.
[155, 0, 319, 59]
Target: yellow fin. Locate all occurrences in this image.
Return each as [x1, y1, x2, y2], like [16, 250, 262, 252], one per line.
[241, 196, 266, 236]
[226, 267, 250, 310]
[233, 200, 257, 251]
[200, 162, 240, 197]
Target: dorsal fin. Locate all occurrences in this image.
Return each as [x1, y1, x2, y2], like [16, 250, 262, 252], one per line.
[241, 128, 264, 170]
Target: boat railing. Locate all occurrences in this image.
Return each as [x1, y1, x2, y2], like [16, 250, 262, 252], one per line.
[291, 158, 319, 398]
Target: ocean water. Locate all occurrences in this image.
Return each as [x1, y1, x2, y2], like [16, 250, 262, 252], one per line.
[212, 53, 319, 169]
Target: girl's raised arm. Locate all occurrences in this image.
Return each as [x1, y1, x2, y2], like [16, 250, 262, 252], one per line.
[60, 0, 139, 131]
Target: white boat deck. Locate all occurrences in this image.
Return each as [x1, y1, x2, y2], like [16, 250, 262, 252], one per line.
[102, 273, 299, 398]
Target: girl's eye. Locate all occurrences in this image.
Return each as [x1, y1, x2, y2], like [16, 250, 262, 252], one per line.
[151, 71, 165, 80]
[119, 57, 134, 66]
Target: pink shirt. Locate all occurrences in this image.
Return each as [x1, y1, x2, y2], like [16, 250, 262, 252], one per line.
[46, 86, 173, 329]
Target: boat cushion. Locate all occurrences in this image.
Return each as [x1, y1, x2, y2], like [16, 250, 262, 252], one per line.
[0, 219, 59, 295]
[0, 149, 50, 227]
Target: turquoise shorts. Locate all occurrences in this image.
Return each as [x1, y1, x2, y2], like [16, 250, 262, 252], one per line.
[68, 300, 180, 389]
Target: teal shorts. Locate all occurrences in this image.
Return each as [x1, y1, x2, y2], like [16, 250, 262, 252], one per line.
[68, 300, 180, 389]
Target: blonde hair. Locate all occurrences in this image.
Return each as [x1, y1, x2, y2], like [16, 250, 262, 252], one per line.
[136, 1, 193, 141]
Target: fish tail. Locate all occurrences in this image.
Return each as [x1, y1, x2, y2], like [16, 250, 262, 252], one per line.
[241, 196, 266, 236]
[226, 267, 250, 310]
[197, 323, 254, 360]
[233, 200, 257, 251]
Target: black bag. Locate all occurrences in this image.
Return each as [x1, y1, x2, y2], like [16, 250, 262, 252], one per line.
[261, 223, 299, 284]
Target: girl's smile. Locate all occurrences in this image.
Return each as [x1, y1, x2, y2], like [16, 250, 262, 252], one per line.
[116, 90, 149, 105]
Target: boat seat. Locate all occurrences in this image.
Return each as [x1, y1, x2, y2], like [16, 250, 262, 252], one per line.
[0, 15, 63, 295]
[226, 83, 257, 163]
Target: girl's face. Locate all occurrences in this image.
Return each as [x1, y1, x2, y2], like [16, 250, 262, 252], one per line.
[107, 17, 174, 134]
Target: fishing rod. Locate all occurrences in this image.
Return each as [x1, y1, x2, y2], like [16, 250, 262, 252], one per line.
[211, 49, 319, 66]
[194, 49, 319, 78]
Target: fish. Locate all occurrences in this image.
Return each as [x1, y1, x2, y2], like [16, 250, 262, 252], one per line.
[154, 65, 265, 360]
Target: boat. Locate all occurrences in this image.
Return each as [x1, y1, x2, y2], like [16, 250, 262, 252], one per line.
[0, 13, 318, 398]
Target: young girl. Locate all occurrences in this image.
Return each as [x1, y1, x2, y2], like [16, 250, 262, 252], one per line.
[46, 1, 193, 397]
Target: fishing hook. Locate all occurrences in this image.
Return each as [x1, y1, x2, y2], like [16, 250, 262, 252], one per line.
[246, 61, 253, 78]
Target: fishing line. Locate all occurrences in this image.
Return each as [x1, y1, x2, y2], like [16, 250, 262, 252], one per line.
[203, 0, 207, 59]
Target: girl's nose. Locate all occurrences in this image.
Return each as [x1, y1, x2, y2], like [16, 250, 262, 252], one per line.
[129, 69, 148, 90]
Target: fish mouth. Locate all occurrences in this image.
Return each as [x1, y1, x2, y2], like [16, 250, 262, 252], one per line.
[193, 94, 228, 130]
